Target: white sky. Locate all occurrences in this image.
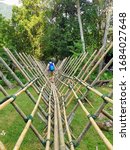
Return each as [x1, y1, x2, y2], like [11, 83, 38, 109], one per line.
[1, 0, 93, 6]
[1, 0, 21, 6]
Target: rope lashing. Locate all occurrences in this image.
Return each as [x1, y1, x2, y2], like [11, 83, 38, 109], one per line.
[69, 84, 73, 89]
[87, 114, 97, 119]
[41, 140, 47, 146]
[101, 94, 109, 103]
[69, 140, 79, 147]
[45, 138, 53, 145]
[25, 115, 33, 122]
[46, 113, 52, 120]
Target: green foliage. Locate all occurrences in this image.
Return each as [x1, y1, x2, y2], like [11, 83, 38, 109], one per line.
[11, 0, 45, 58]
[101, 71, 113, 80]
[41, 0, 104, 60]
[69, 40, 83, 56]
[0, 0, 112, 61]
[0, 14, 15, 49]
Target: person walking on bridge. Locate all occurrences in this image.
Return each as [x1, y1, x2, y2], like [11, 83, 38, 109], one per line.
[47, 60, 55, 82]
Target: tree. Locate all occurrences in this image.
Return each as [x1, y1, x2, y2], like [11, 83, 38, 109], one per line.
[76, 0, 86, 53]
[0, 0, 112, 61]
[12, 0, 45, 58]
[41, 0, 101, 60]
[0, 14, 14, 49]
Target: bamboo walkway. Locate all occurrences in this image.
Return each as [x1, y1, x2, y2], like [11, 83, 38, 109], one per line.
[0, 46, 113, 150]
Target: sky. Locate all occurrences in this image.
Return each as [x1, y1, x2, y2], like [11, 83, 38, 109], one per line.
[1, 0, 93, 6]
[0, 0, 21, 6]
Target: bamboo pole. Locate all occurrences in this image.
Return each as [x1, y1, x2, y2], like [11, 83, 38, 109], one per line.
[14, 85, 46, 150]
[30, 55, 51, 86]
[57, 73, 112, 149]
[16, 52, 50, 99]
[76, 91, 113, 145]
[52, 84, 65, 150]
[56, 76, 93, 129]
[53, 85, 59, 150]
[3, 47, 48, 106]
[61, 52, 88, 96]
[56, 60, 61, 68]
[84, 43, 113, 82]
[63, 57, 76, 75]
[0, 56, 47, 117]
[74, 77, 113, 104]
[60, 50, 97, 102]
[59, 54, 83, 90]
[45, 91, 52, 150]
[76, 102, 107, 145]
[91, 58, 113, 86]
[57, 57, 67, 71]
[18, 52, 44, 86]
[23, 53, 50, 105]
[65, 44, 113, 101]
[66, 45, 107, 101]
[80, 44, 110, 81]
[0, 141, 6, 150]
[61, 65, 113, 106]
[63, 53, 84, 77]
[58, 73, 113, 105]
[71, 89, 112, 150]
[77, 50, 97, 79]
[16, 52, 42, 87]
[62, 97, 75, 150]
[0, 78, 38, 110]
[63, 55, 79, 74]
[68, 52, 87, 77]
[27, 54, 51, 93]
[0, 85, 46, 147]
[59, 56, 79, 90]
[101, 110, 113, 121]
[61, 56, 71, 74]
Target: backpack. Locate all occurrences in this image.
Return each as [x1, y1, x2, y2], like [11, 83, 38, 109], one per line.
[49, 62, 55, 71]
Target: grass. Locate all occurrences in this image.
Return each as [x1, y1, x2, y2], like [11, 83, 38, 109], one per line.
[0, 85, 113, 150]
[0, 87, 45, 150]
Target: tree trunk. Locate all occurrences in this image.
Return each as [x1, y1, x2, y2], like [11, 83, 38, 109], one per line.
[98, 6, 112, 73]
[76, 0, 86, 53]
